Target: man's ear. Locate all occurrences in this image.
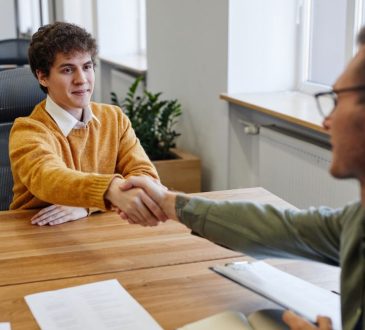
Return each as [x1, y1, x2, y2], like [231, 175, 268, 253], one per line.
[36, 70, 48, 87]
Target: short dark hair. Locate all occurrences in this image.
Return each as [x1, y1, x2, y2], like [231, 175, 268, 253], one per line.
[28, 22, 98, 93]
[354, 26, 365, 87]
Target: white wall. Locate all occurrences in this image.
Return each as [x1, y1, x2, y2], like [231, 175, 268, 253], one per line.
[146, 0, 298, 191]
[0, 0, 16, 39]
[146, 0, 230, 191]
[227, 0, 299, 191]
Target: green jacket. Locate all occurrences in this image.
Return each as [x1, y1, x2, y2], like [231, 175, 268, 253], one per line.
[176, 196, 365, 330]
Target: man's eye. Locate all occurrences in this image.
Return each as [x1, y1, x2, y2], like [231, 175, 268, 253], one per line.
[62, 67, 73, 74]
[84, 64, 93, 70]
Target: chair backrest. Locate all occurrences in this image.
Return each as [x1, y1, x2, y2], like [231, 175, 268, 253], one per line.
[0, 123, 14, 210]
[0, 67, 46, 210]
[0, 39, 30, 66]
[0, 67, 45, 122]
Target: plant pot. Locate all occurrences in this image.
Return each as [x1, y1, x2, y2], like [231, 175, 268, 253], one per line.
[153, 148, 201, 193]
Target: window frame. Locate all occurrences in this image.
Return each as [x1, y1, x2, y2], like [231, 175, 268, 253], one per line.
[297, 0, 364, 93]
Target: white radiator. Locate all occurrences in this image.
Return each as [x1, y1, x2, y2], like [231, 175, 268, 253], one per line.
[258, 127, 358, 209]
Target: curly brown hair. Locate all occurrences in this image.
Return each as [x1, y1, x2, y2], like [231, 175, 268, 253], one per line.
[28, 22, 98, 93]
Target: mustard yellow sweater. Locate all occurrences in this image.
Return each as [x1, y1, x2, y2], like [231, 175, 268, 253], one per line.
[9, 101, 158, 210]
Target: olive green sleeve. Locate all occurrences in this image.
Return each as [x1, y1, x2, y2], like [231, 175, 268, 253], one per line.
[175, 196, 359, 265]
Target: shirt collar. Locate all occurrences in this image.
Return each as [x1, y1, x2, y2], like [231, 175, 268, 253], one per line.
[45, 95, 98, 136]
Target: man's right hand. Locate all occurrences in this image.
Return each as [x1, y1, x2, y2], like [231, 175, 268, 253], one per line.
[118, 176, 180, 222]
[105, 177, 168, 226]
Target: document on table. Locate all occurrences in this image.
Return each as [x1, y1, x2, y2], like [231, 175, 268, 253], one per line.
[25, 279, 163, 330]
[0, 323, 11, 330]
[212, 261, 342, 330]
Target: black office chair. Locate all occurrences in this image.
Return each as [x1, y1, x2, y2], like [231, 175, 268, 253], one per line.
[0, 38, 30, 67]
[0, 67, 45, 210]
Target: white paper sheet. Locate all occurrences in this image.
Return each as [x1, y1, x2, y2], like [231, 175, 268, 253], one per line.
[0, 323, 11, 330]
[25, 279, 162, 330]
[212, 261, 341, 330]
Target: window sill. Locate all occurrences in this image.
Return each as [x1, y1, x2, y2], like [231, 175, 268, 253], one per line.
[99, 53, 147, 76]
[220, 91, 327, 135]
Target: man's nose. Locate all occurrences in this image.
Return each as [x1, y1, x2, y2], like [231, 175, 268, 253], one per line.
[322, 115, 332, 131]
[74, 69, 87, 84]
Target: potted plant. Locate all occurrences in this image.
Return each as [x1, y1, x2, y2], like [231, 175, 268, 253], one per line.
[111, 77, 201, 192]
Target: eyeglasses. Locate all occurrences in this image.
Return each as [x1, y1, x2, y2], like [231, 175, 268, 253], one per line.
[314, 85, 365, 118]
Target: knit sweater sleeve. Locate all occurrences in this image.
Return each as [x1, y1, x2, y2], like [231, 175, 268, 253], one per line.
[9, 117, 116, 210]
[115, 108, 159, 180]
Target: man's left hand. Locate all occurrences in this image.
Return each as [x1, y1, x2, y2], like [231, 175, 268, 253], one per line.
[283, 311, 333, 330]
[31, 205, 88, 226]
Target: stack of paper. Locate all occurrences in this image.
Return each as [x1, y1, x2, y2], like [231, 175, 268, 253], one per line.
[0, 323, 11, 330]
[25, 279, 162, 330]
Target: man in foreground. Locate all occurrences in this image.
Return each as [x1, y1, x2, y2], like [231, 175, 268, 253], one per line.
[117, 29, 365, 329]
[9, 22, 166, 226]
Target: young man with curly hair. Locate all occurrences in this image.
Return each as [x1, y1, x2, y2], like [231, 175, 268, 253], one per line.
[9, 22, 166, 226]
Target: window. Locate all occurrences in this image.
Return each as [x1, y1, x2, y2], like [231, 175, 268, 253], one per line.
[298, 0, 364, 92]
[97, 0, 146, 56]
[17, 0, 49, 38]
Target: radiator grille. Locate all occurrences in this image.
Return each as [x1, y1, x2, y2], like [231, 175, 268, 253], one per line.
[258, 127, 358, 208]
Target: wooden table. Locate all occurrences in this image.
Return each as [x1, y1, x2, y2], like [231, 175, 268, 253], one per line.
[0, 187, 340, 329]
[0, 188, 291, 286]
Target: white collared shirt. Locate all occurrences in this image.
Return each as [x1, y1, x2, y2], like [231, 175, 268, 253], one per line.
[45, 95, 99, 137]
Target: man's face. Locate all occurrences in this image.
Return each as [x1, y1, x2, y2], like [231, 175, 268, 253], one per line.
[325, 48, 365, 182]
[37, 52, 95, 112]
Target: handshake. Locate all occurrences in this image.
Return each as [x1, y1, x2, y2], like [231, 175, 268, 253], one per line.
[106, 176, 180, 226]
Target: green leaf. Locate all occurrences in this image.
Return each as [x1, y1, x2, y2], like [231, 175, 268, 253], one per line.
[111, 76, 182, 160]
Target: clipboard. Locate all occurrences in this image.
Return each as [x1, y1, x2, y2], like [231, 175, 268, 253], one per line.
[211, 261, 342, 330]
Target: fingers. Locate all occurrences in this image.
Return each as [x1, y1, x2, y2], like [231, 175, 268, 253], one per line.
[140, 192, 168, 222]
[31, 204, 58, 223]
[34, 210, 69, 226]
[113, 188, 162, 226]
[151, 177, 168, 190]
[317, 316, 332, 330]
[119, 176, 164, 204]
[31, 205, 87, 226]
[31, 205, 65, 225]
[283, 311, 319, 330]
[48, 213, 73, 226]
[121, 175, 165, 191]
[119, 180, 134, 191]
[125, 193, 159, 226]
[111, 179, 168, 226]
[134, 203, 159, 226]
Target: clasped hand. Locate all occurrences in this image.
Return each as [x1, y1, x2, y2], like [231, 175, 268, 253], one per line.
[107, 176, 170, 226]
